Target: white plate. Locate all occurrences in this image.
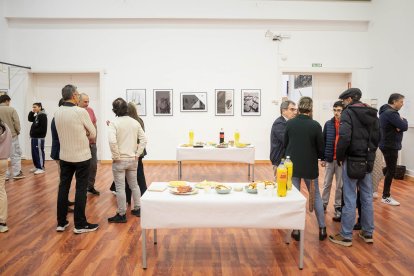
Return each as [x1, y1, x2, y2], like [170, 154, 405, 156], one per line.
[169, 188, 198, 195]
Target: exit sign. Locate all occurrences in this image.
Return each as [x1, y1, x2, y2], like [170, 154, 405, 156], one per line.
[312, 63, 322, 67]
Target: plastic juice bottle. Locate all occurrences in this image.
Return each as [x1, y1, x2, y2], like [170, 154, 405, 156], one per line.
[220, 128, 224, 144]
[234, 130, 240, 145]
[189, 130, 194, 145]
[277, 162, 287, 197]
[285, 156, 293, 190]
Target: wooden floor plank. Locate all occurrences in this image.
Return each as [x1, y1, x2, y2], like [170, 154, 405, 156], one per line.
[0, 161, 413, 275]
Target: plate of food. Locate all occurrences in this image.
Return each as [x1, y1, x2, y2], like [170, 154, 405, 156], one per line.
[245, 182, 258, 194]
[216, 143, 228, 148]
[215, 184, 232, 194]
[193, 142, 204, 148]
[169, 186, 198, 195]
[168, 181, 189, 188]
[195, 180, 221, 189]
[235, 143, 251, 148]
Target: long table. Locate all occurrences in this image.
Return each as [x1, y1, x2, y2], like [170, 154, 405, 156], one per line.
[141, 182, 306, 269]
[176, 145, 255, 180]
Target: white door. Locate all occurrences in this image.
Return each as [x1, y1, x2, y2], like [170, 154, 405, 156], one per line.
[29, 73, 100, 160]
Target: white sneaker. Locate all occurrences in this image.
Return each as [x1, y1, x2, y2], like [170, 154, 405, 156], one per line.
[34, 169, 45, 175]
[29, 168, 37, 173]
[0, 224, 8, 233]
[56, 222, 70, 232]
[373, 192, 379, 199]
[381, 196, 400, 206]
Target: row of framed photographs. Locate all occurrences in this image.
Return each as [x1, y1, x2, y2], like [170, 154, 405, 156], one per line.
[126, 89, 261, 116]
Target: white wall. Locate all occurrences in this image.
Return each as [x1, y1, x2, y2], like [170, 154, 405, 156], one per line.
[368, 0, 414, 175]
[2, 0, 413, 171]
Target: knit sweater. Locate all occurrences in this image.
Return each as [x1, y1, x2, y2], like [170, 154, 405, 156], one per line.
[0, 103, 20, 138]
[54, 102, 96, 162]
[108, 116, 147, 160]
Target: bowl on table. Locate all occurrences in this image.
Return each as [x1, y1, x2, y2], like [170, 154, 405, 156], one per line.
[215, 184, 232, 194]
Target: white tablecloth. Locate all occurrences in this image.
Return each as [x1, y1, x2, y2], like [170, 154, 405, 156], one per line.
[141, 182, 306, 230]
[176, 146, 255, 164]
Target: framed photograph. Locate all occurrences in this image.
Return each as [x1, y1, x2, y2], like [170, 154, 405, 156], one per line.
[126, 89, 146, 116]
[153, 89, 173, 116]
[241, 89, 261, 116]
[215, 89, 234, 116]
[180, 92, 207, 112]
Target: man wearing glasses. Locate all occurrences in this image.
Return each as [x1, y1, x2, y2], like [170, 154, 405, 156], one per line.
[270, 100, 297, 173]
[321, 101, 344, 221]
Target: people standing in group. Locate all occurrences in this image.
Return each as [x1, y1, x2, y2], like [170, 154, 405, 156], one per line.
[108, 98, 147, 223]
[78, 93, 100, 196]
[270, 100, 297, 173]
[55, 84, 98, 234]
[0, 119, 12, 233]
[28, 102, 47, 175]
[329, 88, 380, 247]
[321, 101, 344, 222]
[284, 96, 326, 241]
[0, 95, 24, 180]
[378, 93, 408, 206]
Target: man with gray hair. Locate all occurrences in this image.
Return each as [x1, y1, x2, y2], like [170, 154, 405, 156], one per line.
[55, 84, 98, 234]
[78, 93, 99, 196]
[270, 100, 297, 171]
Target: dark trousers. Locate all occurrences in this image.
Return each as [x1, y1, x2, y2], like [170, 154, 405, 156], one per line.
[381, 149, 398, 198]
[31, 138, 45, 169]
[110, 157, 147, 202]
[57, 159, 90, 228]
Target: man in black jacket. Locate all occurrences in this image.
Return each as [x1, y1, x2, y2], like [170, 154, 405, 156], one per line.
[270, 100, 297, 172]
[379, 93, 408, 206]
[329, 88, 380, 247]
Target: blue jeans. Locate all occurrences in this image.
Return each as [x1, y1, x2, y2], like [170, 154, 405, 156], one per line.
[340, 160, 374, 240]
[292, 177, 326, 228]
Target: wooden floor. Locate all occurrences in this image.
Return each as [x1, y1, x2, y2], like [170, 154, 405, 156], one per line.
[0, 161, 413, 275]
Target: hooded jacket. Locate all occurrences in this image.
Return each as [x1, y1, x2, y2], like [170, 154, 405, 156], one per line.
[336, 101, 380, 171]
[28, 110, 48, 138]
[378, 104, 408, 151]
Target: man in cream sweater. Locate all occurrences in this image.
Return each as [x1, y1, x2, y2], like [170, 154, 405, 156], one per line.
[108, 98, 147, 223]
[54, 84, 98, 234]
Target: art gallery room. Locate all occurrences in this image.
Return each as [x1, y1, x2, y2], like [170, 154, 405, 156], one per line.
[0, 0, 414, 275]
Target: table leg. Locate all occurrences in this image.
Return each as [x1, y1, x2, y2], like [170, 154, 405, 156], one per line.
[154, 229, 157, 244]
[142, 229, 147, 269]
[299, 229, 304, 270]
[178, 161, 182, 180]
[252, 164, 255, 181]
[284, 229, 291, 244]
[248, 164, 251, 178]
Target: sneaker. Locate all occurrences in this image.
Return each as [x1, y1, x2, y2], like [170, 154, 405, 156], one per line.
[34, 169, 45, 175]
[359, 231, 374, 243]
[56, 221, 70, 232]
[29, 168, 37, 173]
[291, 230, 300, 241]
[87, 188, 100, 196]
[381, 196, 400, 206]
[111, 191, 117, 196]
[108, 214, 127, 223]
[131, 208, 141, 217]
[373, 192, 379, 199]
[0, 223, 9, 233]
[328, 233, 352, 247]
[5, 177, 9, 181]
[13, 171, 25, 180]
[73, 223, 99, 234]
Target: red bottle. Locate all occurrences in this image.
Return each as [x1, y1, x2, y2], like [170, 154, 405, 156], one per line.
[219, 128, 224, 144]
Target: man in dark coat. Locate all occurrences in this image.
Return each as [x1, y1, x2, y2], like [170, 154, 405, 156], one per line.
[284, 96, 326, 241]
[329, 88, 380, 247]
[270, 100, 297, 173]
[379, 93, 408, 206]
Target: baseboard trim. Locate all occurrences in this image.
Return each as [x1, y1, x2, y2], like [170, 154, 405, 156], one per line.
[99, 160, 272, 165]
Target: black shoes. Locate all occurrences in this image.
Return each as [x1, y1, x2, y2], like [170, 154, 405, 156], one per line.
[291, 230, 300, 241]
[88, 188, 100, 195]
[74, 223, 99, 234]
[319, 227, 327, 241]
[108, 213, 127, 223]
[353, 222, 362, 231]
[131, 208, 141, 217]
